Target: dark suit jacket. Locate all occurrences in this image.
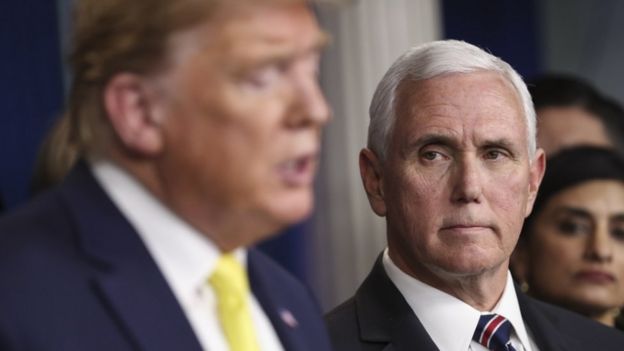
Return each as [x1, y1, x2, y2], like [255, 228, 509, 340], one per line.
[0, 162, 332, 351]
[326, 254, 624, 350]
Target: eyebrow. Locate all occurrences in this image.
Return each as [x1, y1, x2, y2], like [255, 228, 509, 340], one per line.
[410, 134, 458, 149]
[314, 31, 331, 50]
[236, 32, 329, 73]
[408, 134, 519, 153]
[553, 207, 592, 220]
[481, 138, 517, 151]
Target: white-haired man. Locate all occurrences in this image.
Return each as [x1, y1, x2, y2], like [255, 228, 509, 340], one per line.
[326, 40, 624, 350]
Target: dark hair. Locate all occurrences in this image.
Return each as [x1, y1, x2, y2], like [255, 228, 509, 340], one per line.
[522, 146, 624, 239]
[528, 74, 624, 154]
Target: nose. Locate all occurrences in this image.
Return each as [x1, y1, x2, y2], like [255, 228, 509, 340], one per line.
[584, 223, 613, 262]
[451, 154, 483, 204]
[286, 60, 331, 128]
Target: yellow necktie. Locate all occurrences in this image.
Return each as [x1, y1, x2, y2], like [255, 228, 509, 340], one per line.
[209, 254, 260, 351]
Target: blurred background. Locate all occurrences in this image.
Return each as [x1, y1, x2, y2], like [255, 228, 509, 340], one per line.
[1, 0, 623, 311]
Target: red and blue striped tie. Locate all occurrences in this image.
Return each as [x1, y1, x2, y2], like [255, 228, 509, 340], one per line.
[472, 313, 517, 351]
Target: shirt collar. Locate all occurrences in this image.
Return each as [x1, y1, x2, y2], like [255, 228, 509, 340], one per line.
[90, 159, 246, 305]
[496, 272, 533, 351]
[382, 248, 531, 351]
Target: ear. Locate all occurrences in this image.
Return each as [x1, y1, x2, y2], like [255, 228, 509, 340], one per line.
[103, 73, 165, 156]
[525, 148, 546, 216]
[359, 148, 387, 216]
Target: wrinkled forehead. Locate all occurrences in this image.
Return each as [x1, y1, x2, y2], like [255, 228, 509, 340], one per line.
[397, 71, 524, 115]
[393, 71, 528, 144]
[156, 0, 325, 71]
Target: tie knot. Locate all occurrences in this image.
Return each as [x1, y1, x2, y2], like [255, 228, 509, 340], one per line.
[472, 313, 516, 351]
[209, 254, 250, 298]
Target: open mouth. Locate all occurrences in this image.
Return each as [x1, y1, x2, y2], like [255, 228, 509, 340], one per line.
[277, 153, 317, 187]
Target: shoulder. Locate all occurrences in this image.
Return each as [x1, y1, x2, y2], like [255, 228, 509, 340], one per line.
[525, 296, 624, 349]
[248, 248, 311, 296]
[325, 297, 361, 348]
[0, 188, 75, 268]
[248, 249, 333, 350]
[325, 297, 358, 330]
[0, 188, 92, 347]
[248, 248, 320, 310]
[0, 162, 99, 260]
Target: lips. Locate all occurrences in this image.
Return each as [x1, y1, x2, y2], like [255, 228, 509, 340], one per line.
[277, 152, 318, 187]
[574, 270, 616, 284]
[439, 224, 492, 236]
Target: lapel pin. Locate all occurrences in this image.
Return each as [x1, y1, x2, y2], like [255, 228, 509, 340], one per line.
[279, 309, 298, 328]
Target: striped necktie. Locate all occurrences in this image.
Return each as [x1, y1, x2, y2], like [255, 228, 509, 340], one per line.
[472, 313, 517, 351]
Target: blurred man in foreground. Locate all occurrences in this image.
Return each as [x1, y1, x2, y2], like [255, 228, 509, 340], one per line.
[0, 0, 332, 350]
[326, 40, 624, 350]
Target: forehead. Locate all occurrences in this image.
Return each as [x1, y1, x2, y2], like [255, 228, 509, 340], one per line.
[550, 180, 624, 211]
[394, 71, 526, 146]
[536, 106, 611, 154]
[166, 2, 325, 66]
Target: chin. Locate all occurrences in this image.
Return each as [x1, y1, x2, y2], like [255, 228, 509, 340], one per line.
[573, 290, 619, 309]
[433, 255, 504, 277]
[266, 189, 314, 227]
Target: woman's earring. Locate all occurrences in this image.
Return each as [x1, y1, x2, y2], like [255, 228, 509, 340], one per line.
[520, 281, 529, 293]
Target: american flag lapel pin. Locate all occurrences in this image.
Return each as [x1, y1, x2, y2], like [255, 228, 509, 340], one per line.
[279, 308, 299, 328]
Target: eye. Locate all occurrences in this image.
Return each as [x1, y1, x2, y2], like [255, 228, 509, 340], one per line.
[299, 52, 321, 78]
[241, 64, 286, 91]
[557, 219, 590, 236]
[421, 150, 446, 161]
[423, 151, 438, 160]
[610, 220, 624, 241]
[484, 149, 507, 160]
[612, 228, 624, 241]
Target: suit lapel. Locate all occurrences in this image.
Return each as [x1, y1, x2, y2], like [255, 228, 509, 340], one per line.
[356, 255, 588, 351]
[356, 254, 439, 351]
[60, 163, 203, 351]
[247, 249, 304, 350]
[516, 288, 573, 351]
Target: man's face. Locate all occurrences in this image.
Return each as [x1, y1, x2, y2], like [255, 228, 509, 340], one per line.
[363, 72, 544, 284]
[147, 2, 329, 248]
[537, 106, 611, 156]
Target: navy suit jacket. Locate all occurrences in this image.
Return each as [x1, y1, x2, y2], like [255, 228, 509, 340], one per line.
[0, 162, 332, 351]
[326, 254, 624, 351]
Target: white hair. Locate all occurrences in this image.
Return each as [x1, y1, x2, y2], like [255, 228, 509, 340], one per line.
[368, 40, 536, 161]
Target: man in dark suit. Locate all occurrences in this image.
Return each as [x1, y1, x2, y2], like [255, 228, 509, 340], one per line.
[326, 40, 624, 350]
[0, 0, 332, 350]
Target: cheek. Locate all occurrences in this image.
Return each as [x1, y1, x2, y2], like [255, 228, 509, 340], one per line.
[391, 171, 441, 212]
[488, 171, 531, 225]
[499, 170, 529, 204]
[386, 170, 445, 238]
[615, 244, 624, 279]
[529, 233, 578, 283]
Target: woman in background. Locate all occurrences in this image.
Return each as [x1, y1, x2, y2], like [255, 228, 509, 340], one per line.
[513, 146, 624, 328]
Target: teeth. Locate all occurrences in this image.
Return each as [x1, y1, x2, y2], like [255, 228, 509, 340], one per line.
[281, 155, 313, 174]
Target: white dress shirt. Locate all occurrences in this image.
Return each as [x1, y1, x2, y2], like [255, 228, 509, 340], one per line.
[91, 159, 284, 351]
[383, 249, 539, 351]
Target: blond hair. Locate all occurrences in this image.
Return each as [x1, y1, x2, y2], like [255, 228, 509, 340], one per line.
[67, 0, 305, 156]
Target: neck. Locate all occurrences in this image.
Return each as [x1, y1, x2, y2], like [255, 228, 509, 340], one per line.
[589, 308, 619, 328]
[388, 248, 508, 311]
[101, 150, 278, 252]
